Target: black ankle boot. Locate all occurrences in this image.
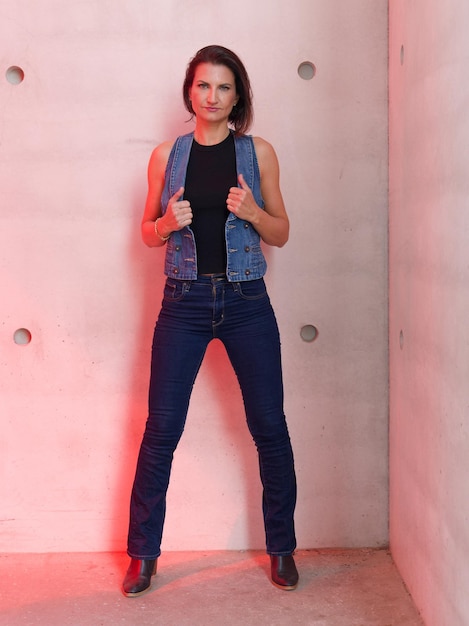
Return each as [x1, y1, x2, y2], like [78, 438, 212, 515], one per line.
[270, 554, 299, 590]
[122, 558, 157, 597]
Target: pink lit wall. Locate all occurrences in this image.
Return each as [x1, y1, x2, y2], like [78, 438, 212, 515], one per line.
[1, 2, 388, 554]
[389, 1, 469, 624]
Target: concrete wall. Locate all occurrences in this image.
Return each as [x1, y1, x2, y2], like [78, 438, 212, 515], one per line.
[389, 1, 469, 624]
[1, 1, 388, 554]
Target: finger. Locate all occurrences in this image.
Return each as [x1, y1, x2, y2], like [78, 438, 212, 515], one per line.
[179, 212, 192, 226]
[226, 194, 237, 208]
[178, 205, 192, 217]
[170, 186, 185, 203]
[238, 173, 250, 191]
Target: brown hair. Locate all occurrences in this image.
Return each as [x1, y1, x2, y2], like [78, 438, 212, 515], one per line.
[183, 45, 253, 135]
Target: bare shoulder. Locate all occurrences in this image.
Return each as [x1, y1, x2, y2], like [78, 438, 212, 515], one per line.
[252, 136, 276, 155]
[252, 136, 280, 174]
[148, 139, 174, 173]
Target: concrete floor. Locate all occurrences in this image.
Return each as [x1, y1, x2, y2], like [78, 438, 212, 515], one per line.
[0, 549, 423, 625]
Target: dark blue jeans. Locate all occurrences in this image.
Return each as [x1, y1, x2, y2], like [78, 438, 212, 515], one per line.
[127, 275, 297, 559]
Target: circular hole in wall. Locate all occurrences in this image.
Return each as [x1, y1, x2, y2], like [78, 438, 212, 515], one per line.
[14, 328, 32, 345]
[6, 66, 25, 85]
[298, 61, 316, 80]
[300, 324, 318, 342]
[400, 45, 405, 65]
[399, 330, 404, 350]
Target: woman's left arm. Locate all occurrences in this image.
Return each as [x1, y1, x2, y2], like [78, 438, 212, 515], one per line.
[226, 137, 289, 248]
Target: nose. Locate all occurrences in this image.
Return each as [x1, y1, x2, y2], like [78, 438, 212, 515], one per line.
[207, 87, 217, 103]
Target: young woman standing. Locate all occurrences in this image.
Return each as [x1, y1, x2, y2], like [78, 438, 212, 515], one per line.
[123, 45, 298, 597]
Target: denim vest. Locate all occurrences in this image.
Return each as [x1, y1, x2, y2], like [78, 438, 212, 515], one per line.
[160, 131, 267, 282]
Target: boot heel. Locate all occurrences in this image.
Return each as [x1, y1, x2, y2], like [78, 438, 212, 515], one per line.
[122, 558, 157, 597]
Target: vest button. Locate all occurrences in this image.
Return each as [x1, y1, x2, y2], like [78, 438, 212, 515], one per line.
[175, 245, 181, 251]
[244, 246, 250, 252]
[245, 269, 251, 275]
[173, 268, 179, 274]
[244, 222, 249, 228]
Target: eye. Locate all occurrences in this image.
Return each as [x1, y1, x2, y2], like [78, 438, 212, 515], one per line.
[220, 85, 231, 91]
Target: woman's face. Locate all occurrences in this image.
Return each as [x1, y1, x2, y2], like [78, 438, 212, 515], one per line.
[189, 63, 238, 125]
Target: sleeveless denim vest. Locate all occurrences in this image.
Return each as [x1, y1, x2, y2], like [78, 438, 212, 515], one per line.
[160, 131, 267, 282]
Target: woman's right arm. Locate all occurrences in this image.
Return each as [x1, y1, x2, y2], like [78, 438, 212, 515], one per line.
[141, 141, 193, 248]
[141, 141, 173, 247]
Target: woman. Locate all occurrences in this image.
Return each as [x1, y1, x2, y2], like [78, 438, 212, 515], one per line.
[123, 45, 298, 597]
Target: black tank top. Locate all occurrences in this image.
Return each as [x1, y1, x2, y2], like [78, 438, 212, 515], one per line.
[184, 133, 237, 274]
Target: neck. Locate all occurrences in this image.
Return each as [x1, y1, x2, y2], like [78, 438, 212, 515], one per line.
[193, 123, 230, 146]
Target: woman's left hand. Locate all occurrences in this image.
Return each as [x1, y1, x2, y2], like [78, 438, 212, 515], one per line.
[226, 174, 260, 223]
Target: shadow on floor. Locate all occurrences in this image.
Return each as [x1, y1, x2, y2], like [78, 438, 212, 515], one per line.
[0, 549, 423, 625]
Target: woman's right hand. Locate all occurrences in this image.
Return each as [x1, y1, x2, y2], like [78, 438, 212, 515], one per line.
[161, 187, 193, 233]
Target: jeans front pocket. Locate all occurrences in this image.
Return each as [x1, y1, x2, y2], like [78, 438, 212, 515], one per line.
[163, 278, 190, 302]
[233, 278, 267, 301]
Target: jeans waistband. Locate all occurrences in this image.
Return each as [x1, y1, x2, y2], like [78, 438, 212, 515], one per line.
[199, 273, 226, 277]
[196, 273, 227, 284]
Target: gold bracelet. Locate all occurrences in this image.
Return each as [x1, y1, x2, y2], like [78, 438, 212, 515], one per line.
[154, 218, 170, 242]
